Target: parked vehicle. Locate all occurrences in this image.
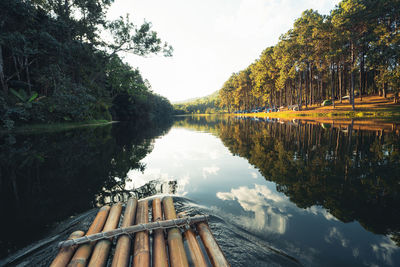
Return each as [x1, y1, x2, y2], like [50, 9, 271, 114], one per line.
[322, 99, 332, 106]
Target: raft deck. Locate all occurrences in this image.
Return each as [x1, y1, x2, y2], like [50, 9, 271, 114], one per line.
[50, 197, 229, 267]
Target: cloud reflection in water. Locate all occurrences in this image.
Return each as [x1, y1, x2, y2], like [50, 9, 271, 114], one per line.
[217, 184, 289, 234]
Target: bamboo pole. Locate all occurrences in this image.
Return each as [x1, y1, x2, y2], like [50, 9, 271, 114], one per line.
[88, 203, 123, 267]
[162, 197, 189, 267]
[196, 222, 230, 267]
[111, 198, 138, 267]
[50, 231, 85, 267]
[68, 206, 110, 267]
[58, 215, 209, 248]
[133, 200, 150, 267]
[152, 198, 168, 267]
[183, 229, 208, 267]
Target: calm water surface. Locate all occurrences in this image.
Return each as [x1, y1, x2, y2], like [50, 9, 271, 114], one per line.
[1, 116, 399, 266]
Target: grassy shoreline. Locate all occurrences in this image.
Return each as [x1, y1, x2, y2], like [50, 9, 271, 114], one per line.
[236, 109, 400, 120]
[2, 120, 115, 134]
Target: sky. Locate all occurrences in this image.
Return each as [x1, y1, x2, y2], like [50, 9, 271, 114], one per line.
[107, 0, 340, 103]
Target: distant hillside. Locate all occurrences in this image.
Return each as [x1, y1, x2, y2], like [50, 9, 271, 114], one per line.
[173, 91, 219, 104]
[173, 91, 224, 114]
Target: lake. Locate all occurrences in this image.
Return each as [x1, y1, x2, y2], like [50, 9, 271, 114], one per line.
[1, 115, 399, 266]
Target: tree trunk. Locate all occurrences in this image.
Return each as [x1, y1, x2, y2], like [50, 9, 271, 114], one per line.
[316, 72, 320, 104]
[13, 55, 21, 80]
[365, 68, 368, 97]
[359, 51, 365, 101]
[291, 81, 294, 105]
[0, 44, 8, 95]
[320, 75, 323, 105]
[305, 67, 309, 108]
[383, 82, 387, 98]
[299, 71, 303, 110]
[373, 70, 378, 94]
[25, 57, 32, 95]
[343, 64, 348, 97]
[339, 63, 342, 103]
[331, 62, 335, 108]
[351, 41, 355, 110]
[310, 63, 313, 105]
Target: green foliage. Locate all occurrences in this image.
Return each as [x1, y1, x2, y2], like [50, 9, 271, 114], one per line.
[48, 84, 96, 121]
[0, 0, 174, 130]
[173, 91, 222, 114]
[10, 89, 38, 103]
[107, 15, 173, 56]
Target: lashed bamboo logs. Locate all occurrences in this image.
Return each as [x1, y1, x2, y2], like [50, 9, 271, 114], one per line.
[133, 200, 150, 267]
[68, 206, 110, 267]
[111, 198, 138, 267]
[58, 215, 209, 248]
[50, 231, 85, 267]
[52, 197, 227, 267]
[162, 197, 189, 267]
[196, 222, 230, 267]
[183, 229, 208, 267]
[88, 203, 123, 267]
[152, 198, 168, 267]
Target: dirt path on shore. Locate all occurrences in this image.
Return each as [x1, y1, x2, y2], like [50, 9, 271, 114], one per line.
[293, 94, 398, 114]
[238, 94, 400, 120]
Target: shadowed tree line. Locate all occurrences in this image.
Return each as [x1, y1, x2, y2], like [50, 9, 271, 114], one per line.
[0, 119, 173, 258]
[0, 0, 173, 130]
[177, 115, 400, 246]
[219, 0, 400, 112]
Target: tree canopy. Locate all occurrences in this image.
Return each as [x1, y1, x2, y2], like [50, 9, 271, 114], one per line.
[0, 0, 174, 130]
[173, 91, 223, 114]
[219, 0, 400, 112]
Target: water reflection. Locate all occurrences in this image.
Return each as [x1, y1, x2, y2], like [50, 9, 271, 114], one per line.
[0, 119, 172, 258]
[172, 115, 400, 265]
[217, 184, 288, 234]
[177, 115, 400, 246]
[2, 115, 400, 266]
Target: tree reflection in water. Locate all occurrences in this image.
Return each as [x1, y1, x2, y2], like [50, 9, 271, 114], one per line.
[175, 115, 400, 247]
[0, 119, 172, 258]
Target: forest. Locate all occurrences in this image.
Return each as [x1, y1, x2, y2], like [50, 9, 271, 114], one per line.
[219, 0, 400, 112]
[0, 0, 174, 130]
[173, 91, 223, 114]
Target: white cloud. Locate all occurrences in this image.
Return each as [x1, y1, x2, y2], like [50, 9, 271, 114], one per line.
[202, 165, 220, 179]
[250, 171, 258, 179]
[208, 150, 220, 160]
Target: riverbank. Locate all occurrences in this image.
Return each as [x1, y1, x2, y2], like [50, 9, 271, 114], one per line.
[1, 120, 114, 134]
[236, 94, 400, 120]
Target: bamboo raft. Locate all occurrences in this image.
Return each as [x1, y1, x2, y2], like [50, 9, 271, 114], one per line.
[50, 197, 230, 267]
